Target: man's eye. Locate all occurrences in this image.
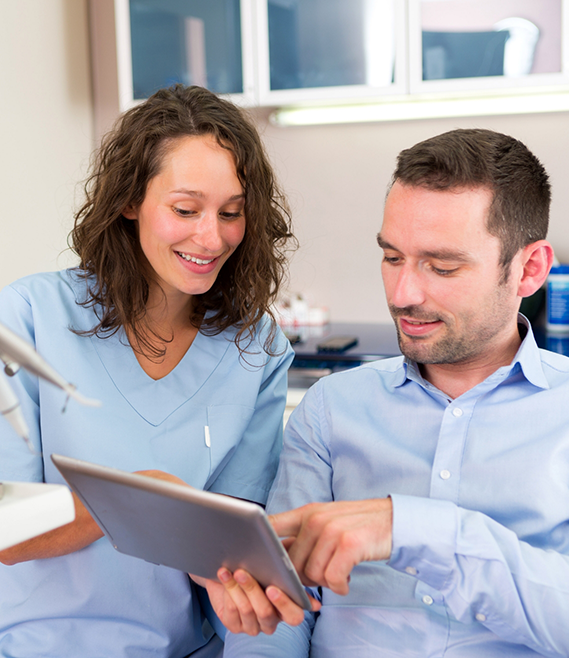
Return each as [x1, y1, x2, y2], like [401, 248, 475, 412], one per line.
[432, 266, 458, 276]
[383, 255, 401, 265]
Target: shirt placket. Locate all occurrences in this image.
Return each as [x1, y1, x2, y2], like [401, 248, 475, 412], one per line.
[429, 395, 474, 503]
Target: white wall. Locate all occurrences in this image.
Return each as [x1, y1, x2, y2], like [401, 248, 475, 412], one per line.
[252, 108, 569, 324]
[0, 0, 93, 290]
[1, 2, 568, 329]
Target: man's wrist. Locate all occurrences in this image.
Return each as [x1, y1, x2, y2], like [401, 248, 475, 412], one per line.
[387, 494, 458, 591]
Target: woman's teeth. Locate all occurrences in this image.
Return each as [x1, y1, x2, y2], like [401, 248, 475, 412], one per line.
[178, 252, 214, 265]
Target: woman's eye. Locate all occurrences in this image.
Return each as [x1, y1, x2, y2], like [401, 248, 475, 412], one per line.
[219, 211, 244, 220]
[172, 207, 195, 217]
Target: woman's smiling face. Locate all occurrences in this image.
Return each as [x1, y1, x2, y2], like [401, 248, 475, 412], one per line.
[123, 134, 246, 307]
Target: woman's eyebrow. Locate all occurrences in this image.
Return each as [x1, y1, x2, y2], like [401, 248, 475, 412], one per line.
[170, 189, 245, 202]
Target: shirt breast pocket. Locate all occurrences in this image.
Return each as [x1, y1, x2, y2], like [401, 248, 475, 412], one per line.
[205, 404, 255, 482]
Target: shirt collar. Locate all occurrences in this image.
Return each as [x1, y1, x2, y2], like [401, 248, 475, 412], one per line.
[511, 314, 550, 389]
[395, 314, 549, 392]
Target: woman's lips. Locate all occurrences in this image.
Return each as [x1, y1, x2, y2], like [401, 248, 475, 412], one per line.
[175, 251, 220, 274]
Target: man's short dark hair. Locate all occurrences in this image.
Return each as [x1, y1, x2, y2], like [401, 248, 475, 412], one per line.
[392, 128, 551, 274]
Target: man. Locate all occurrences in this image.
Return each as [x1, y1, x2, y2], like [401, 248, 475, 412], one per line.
[211, 129, 569, 656]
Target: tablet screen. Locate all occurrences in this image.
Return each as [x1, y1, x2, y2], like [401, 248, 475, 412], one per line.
[51, 453, 311, 610]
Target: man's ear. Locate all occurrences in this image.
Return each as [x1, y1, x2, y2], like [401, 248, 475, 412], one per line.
[517, 240, 554, 298]
[122, 205, 138, 220]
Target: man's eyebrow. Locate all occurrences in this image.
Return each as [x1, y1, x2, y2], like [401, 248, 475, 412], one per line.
[420, 249, 472, 262]
[376, 234, 394, 250]
[376, 234, 472, 262]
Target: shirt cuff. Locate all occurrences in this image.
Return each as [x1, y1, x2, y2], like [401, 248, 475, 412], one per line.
[387, 493, 459, 592]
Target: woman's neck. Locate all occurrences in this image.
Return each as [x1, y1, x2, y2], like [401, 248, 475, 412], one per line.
[128, 289, 200, 380]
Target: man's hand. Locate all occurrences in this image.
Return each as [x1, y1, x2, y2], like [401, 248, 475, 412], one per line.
[191, 570, 320, 636]
[270, 498, 393, 595]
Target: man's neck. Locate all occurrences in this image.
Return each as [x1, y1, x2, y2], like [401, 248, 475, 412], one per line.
[419, 329, 523, 399]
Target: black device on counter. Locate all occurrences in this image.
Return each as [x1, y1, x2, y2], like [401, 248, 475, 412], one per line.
[316, 335, 359, 353]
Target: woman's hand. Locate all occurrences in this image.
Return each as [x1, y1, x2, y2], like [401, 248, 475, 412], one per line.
[191, 569, 320, 636]
[134, 469, 190, 487]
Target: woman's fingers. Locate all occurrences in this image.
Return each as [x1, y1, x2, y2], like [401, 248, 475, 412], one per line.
[214, 568, 311, 635]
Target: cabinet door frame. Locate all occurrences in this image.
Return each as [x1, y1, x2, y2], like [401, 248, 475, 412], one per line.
[112, 0, 258, 111]
[254, 0, 409, 107]
[407, 0, 569, 96]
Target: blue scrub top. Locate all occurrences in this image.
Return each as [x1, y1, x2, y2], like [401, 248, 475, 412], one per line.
[0, 269, 294, 658]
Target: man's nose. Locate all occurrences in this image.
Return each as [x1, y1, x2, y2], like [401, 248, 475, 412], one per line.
[390, 266, 426, 308]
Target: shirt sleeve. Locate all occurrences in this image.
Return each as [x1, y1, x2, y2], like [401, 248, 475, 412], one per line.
[223, 612, 315, 658]
[206, 324, 295, 504]
[388, 493, 569, 657]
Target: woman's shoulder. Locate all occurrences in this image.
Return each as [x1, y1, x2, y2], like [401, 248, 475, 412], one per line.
[1, 269, 95, 322]
[237, 314, 291, 354]
[2, 270, 64, 301]
[203, 313, 293, 367]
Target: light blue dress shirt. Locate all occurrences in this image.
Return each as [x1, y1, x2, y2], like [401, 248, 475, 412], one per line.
[225, 317, 569, 657]
[0, 270, 294, 658]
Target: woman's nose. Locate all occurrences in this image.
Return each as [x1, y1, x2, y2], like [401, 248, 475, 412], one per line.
[194, 213, 223, 253]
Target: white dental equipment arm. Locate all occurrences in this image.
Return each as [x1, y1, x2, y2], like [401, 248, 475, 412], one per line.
[0, 369, 30, 450]
[0, 322, 100, 550]
[0, 322, 100, 409]
[0, 321, 100, 447]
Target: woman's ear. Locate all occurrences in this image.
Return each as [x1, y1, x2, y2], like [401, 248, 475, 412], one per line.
[122, 205, 138, 220]
[517, 240, 554, 299]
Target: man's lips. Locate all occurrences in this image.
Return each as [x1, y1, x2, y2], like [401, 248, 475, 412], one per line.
[399, 317, 444, 337]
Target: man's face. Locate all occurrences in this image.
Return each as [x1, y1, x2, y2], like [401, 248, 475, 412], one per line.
[378, 181, 521, 366]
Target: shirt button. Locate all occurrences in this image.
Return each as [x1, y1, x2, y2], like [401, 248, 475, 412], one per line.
[440, 469, 451, 480]
[422, 595, 434, 606]
[405, 566, 417, 576]
[475, 613, 487, 622]
[452, 407, 463, 417]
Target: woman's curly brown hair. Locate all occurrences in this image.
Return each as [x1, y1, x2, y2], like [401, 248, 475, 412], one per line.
[70, 85, 296, 359]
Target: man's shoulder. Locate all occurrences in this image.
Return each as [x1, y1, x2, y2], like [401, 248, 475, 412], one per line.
[314, 356, 406, 394]
[538, 346, 569, 380]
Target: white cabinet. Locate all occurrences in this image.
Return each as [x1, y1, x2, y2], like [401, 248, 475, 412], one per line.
[255, 0, 407, 106]
[89, 0, 258, 138]
[89, 0, 569, 135]
[408, 0, 569, 95]
[90, 0, 405, 118]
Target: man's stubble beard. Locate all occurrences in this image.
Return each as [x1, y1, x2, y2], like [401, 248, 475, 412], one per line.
[389, 279, 515, 366]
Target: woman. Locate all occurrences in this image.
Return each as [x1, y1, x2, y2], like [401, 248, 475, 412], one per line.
[0, 85, 296, 657]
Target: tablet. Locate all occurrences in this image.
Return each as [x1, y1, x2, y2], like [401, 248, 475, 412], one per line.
[51, 454, 311, 610]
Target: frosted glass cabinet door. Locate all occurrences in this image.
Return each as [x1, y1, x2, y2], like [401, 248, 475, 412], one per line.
[263, 0, 400, 99]
[129, 0, 244, 99]
[412, 0, 564, 92]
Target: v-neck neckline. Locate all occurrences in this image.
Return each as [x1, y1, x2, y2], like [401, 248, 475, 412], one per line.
[90, 327, 232, 426]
